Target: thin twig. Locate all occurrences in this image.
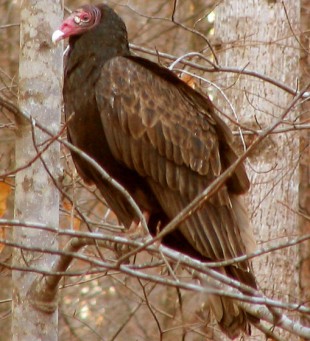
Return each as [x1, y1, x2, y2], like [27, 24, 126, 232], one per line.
[130, 43, 310, 98]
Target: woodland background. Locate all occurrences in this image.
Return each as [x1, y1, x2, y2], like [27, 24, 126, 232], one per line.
[0, 0, 309, 340]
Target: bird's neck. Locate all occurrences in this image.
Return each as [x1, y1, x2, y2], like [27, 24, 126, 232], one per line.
[67, 20, 130, 68]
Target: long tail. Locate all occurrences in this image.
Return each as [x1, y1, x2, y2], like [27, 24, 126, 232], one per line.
[207, 195, 258, 339]
[206, 264, 257, 339]
[208, 293, 251, 339]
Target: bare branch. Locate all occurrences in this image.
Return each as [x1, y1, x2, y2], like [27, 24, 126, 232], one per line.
[130, 43, 310, 98]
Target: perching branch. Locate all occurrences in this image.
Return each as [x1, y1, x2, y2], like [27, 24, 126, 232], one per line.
[1, 226, 310, 338]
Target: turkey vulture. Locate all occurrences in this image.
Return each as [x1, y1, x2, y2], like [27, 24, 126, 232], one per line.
[53, 4, 257, 338]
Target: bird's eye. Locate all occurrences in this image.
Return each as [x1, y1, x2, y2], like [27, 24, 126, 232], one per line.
[81, 14, 90, 22]
[74, 13, 90, 25]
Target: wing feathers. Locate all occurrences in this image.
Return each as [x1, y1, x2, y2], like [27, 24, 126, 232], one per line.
[97, 57, 219, 177]
[95, 56, 253, 266]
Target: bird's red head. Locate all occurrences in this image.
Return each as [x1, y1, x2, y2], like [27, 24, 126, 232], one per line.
[52, 5, 101, 43]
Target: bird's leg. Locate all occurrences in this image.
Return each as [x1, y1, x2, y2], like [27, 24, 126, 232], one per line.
[127, 210, 150, 239]
[114, 211, 150, 262]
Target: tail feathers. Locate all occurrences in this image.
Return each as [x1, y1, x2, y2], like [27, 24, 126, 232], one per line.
[208, 294, 251, 339]
[202, 264, 257, 339]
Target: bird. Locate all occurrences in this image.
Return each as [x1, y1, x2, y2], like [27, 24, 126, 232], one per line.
[52, 4, 257, 338]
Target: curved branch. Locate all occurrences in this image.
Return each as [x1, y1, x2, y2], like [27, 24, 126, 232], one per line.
[130, 43, 310, 98]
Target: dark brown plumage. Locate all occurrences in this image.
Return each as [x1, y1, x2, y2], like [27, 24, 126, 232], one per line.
[53, 4, 257, 338]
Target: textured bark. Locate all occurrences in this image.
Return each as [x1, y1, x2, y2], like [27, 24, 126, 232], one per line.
[0, 1, 19, 77]
[299, 0, 310, 331]
[214, 1, 301, 340]
[0, 2, 19, 339]
[12, 1, 63, 340]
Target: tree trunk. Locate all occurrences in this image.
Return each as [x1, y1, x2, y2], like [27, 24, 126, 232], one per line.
[0, 3, 19, 340]
[12, 1, 63, 340]
[214, 0, 301, 340]
[299, 0, 310, 329]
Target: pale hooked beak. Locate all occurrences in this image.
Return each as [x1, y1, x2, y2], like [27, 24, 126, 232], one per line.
[52, 30, 65, 44]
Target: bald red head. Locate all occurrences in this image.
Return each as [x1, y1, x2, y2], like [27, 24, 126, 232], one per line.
[52, 5, 101, 43]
